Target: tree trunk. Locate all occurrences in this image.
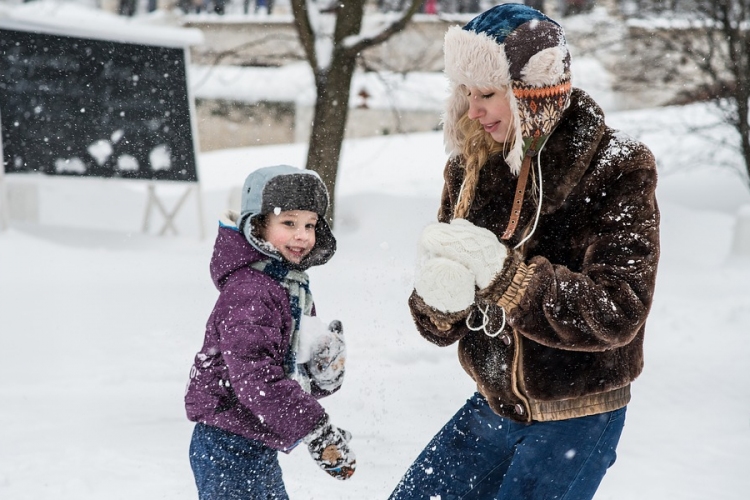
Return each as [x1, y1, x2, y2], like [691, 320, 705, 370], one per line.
[736, 72, 750, 187]
[719, 0, 750, 186]
[289, 0, 424, 226]
[306, 55, 358, 227]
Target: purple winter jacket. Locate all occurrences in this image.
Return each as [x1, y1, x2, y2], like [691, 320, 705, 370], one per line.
[184, 222, 326, 451]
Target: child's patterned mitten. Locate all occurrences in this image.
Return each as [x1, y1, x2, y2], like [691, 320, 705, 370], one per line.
[304, 414, 356, 480]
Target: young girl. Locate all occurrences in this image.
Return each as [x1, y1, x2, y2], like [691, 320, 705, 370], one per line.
[185, 165, 355, 499]
[391, 4, 660, 499]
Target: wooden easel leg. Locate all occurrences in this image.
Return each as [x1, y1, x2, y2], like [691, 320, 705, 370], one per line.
[142, 184, 156, 234]
[155, 187, 191, 236]
[0, 175, 9, 231]
[142, 183, 203, 239]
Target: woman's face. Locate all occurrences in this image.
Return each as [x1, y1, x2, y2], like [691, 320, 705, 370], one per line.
[466, 86, 513, 144]
[260, 210, 318, 264]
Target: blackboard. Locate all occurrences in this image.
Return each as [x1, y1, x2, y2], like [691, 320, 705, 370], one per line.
[0, 26, 198, 182]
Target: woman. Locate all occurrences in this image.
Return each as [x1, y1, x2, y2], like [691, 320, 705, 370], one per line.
[390, 4, 660, 499]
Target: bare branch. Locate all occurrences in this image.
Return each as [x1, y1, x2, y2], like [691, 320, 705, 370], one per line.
[346, 0, 425, 55]
[291, 0, 318, 70]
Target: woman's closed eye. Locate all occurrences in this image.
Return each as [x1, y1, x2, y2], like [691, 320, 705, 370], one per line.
[467, 90, 495, 99]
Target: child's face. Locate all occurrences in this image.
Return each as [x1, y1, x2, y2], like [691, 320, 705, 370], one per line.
[260, 210, 318, 264]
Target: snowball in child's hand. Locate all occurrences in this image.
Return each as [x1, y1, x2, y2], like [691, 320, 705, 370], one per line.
[297, 315, 333, 364]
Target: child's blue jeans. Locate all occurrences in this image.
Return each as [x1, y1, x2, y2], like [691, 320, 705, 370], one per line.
[189, 423, 289, 499]
[389, 392, 626, 500]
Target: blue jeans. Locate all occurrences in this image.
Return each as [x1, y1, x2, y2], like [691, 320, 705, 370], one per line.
[389, 392, 626, 500]
[189, 423, 289, 500]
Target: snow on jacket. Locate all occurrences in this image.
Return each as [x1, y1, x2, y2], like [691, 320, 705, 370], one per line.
[409, 88, 660, 422]
[184, 219, 327, 451]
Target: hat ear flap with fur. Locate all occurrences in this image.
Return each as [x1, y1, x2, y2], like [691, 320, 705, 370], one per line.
[521, 46, 569, 87]
[442, 83, 469, 157]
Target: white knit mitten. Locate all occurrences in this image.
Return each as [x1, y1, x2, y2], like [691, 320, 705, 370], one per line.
[418, 218, 508, 289]
[414, 257, 475, 313]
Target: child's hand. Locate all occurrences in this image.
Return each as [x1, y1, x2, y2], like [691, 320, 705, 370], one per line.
[308, 320, 346, 391]
[299, 317, 346, 391]
[304, 415, 356, 480]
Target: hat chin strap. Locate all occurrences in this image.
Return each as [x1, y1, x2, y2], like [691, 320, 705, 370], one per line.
[501, 152, 533, 241]
[501, 134, 543, 241]
[501, 135, 547, 247]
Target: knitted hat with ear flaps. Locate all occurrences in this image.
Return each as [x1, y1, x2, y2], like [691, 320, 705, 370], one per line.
[239, 165, 336, 269]
[443, 3, 572, 175]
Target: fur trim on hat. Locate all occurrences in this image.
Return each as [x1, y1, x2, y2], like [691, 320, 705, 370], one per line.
[522, 46, 569, 87]
[442, 5, 572, 175]
[443, 26, 524, 174]
[444, 27, 511, 90]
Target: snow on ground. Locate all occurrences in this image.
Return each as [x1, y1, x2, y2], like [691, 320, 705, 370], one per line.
[1, 2, 750, 499]
[2, 106, 750, 499]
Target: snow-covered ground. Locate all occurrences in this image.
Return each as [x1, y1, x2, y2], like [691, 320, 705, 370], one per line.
[2, 2, 750, 499]
[3, 110, 750, 499]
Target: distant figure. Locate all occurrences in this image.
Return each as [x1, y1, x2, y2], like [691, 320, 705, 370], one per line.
[213, 0, 228, 14]
[245, 0, 275, 14]
[118, 0, 137, 16]
[185, 165, 355, 498]
[424, 0, 438, 14]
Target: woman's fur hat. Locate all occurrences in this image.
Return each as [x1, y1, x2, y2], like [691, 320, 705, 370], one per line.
[239, 165, 336, 269]
[443, 3, 572, 174]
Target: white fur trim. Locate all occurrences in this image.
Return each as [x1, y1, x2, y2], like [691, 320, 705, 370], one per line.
[505, 86, 524, 175]
[442, 82, 469, 156]
[522, 46, 569, 87]
[444, 26, 511, 89]
[443, 26, 524, 174]
[219, 209, 240, 227]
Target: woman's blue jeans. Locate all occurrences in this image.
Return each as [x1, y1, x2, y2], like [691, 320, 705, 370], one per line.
[189, 423, 289, 500]
[389, 392, 626, 500]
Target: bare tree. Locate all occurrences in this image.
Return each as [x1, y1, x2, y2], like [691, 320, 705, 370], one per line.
[620, 0, 750, 185]
[290, 0, 425, 224]
[703, 0, 750, 186]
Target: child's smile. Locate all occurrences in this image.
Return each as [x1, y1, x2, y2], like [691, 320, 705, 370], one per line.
[261, 210, 318, 264]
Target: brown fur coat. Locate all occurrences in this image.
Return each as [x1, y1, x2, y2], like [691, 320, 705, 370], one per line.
[409, 88, 660, 422]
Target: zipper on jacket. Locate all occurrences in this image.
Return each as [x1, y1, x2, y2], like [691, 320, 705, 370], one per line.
[510, 328, 532, 421]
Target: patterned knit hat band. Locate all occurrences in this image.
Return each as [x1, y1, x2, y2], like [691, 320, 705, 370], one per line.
[513, 76, 572, 154]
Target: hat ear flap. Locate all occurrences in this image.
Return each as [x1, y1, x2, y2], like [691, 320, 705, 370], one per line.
[521, 46, 569, 87]
[443, 83, 469, 157]
[505, 86, 524, 176]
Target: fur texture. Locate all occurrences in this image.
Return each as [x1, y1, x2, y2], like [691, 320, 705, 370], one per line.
[442, 4, 572, 175]
[409, 89, 660, 422]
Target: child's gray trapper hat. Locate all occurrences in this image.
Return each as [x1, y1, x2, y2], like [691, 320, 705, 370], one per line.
[239, 165, 336, 269]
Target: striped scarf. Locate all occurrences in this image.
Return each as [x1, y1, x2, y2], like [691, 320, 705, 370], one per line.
[250, 259, 314, 392]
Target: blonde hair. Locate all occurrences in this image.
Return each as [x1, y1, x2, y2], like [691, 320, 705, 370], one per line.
[453, 108, 514, 220]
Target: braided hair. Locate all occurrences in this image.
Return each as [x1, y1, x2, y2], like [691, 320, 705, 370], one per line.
[452, 111, 512, 220]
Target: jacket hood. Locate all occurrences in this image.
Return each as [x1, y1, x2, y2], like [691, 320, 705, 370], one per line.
[209, 211, 268, 290]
